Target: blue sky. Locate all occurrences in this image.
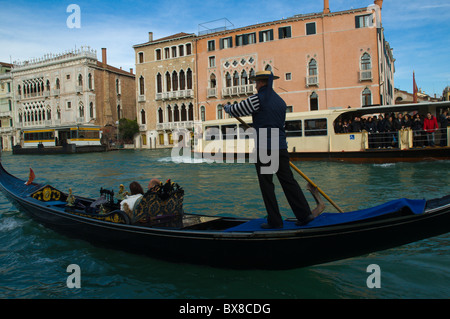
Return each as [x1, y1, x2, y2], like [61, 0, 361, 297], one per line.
[1, 0, 449, 98]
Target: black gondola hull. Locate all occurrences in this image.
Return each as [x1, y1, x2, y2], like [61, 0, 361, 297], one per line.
[2, 179, 449, 270]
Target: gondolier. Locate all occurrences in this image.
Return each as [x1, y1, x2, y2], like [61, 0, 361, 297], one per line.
[224, 70, 314, 229]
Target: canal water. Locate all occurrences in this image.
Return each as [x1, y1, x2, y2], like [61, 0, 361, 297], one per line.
[0, 149, 448, 299]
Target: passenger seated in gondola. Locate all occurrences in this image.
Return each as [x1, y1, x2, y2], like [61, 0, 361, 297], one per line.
[148, 178, 161, 190]
[122, 179, 184, 225]
[120, 181, 144, 213]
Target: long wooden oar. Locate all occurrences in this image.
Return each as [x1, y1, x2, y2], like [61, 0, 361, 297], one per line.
[234, 116, 344, 213]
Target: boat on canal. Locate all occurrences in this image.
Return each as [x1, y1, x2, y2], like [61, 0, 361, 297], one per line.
[12, 125, 107, 155]
[196, 101, 450, 163]
[0, 159, 449, 270]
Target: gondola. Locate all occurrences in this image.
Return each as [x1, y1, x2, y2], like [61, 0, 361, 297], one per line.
[0, 160, 449, 270]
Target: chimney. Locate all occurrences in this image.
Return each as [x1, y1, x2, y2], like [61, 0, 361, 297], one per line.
[323, 0, 330, 13]
[374, 0, 383, 9]
[129, 68, 133, 74]
[102, 48, 107, 66]
[148, 32, 153, 42]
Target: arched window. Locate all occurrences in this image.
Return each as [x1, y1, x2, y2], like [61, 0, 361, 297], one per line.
[79, 102, 84, 118]
[307, 59, 319, 86]
[116, 79, 120, 94]
[174, 105, 180, 122]
[158, 107, 164, 123]
[361, 53, 371, 70]
[89, 102, 94, 118]
[249, 69, 255, 80]
[172, 71, 178, 91]
[362, 88, 372, 106]
[46, 80, 50, 91]
[210, 74, 216, 88]
[88, 73, 93, 90]
[241, 70, 248, 85]
[310, 92, 318, 111]
[139, 76, 145, 95]
[225, 73, 232, 88]
[265, 64, 272, 71]
[217, 104, 223, 120]
[156, 73, 162, 93]
[181, 104, 187, 121]
[186, 69, 192, 89]
[165, 72, 171, 91]
[167, 105, 172, 122]
[233, 71, 239, 86]
[78, 74, 83, 86]
[56, 78, 60, 89]
[179, 70, 186, 90]
[200, 106, 205, 121]
[140, 109, 146, 124]
[117, 104, 121, 119]
[188, 103, 194, 121]
[308, 59, 317, 76]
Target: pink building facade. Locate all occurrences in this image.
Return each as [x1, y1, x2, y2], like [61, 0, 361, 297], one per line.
[195, 0, 394, 122]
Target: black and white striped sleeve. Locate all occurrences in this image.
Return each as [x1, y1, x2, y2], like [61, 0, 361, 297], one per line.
[224, 94, 260, 117]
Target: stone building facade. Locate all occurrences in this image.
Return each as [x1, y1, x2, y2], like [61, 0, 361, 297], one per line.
[133, 32, 197, 149]
[94, 48, 136, 128]
[9, 47, 135, 148]
[0, 62, 14, 150]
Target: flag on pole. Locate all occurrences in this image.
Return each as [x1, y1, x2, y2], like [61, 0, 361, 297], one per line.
[25, 168, 35, 185]
[413, 71, 418, 103]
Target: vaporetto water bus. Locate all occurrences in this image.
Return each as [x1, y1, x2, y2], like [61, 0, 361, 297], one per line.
[195, 101, 450, 163]
[13, 125, 106, 154]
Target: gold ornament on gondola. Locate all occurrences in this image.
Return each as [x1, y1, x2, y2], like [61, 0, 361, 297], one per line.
[43, 187, 52, 201]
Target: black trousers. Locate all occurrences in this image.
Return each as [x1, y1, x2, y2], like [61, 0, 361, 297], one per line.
[255, 149, 312, 227]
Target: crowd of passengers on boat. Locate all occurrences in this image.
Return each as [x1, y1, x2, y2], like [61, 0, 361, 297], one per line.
[334, 109, 449, 149]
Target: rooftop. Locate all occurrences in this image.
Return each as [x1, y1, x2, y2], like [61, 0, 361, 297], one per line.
[133, 32, 196, 48]
[11, 46, 97, 71]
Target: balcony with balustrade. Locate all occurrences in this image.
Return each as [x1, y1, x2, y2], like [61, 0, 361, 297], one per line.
[156, 121, 194, 131]
[155, 89, 194, 101]
[222, 84, 255, 97]
[306, 75, 319, 87]
[359, 70, 372, 81]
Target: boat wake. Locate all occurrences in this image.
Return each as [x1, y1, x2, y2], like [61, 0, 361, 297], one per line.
[158, 156, 214, 164]
[0, 217, 21, 232]
[373, 163, 396, 168]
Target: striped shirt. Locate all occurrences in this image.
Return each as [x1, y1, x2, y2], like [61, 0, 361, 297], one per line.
[224, 94, 260, 117]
